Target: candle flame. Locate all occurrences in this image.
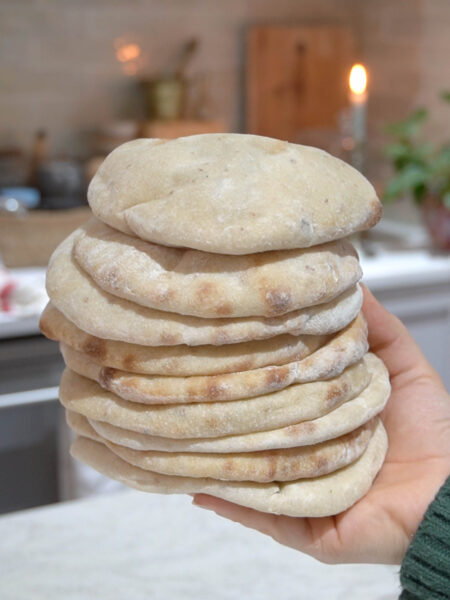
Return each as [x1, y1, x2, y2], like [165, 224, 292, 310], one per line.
[116, 43, 141, 63]
[349, 64, 367, 95]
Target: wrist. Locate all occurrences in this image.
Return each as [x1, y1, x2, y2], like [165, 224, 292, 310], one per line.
[400, 475, 450, 599]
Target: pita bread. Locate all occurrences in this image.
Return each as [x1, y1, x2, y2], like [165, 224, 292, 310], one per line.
[67, 413, 373, 483]
[46, 234, 363, 346]
[68, 352, 390, 452]
[59, 358, 370, 438]
[40, 304, 328, 376]
[88, 134, 381, 254]
[70, 418, 388, 517]
[74, 218, 361, 318]
[60, 315, 368, 404]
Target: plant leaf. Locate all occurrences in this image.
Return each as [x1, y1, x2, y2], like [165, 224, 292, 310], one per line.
[384, 108, 428, 140]
[430, 146, 450, 182]
[383, 164, 429, 203]
[384, 142, 433, 173]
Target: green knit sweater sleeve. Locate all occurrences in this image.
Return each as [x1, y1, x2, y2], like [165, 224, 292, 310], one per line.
[400, 476, 450, 600]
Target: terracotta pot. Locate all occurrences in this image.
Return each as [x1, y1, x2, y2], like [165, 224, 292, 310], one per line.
[422, 196, 450, 250]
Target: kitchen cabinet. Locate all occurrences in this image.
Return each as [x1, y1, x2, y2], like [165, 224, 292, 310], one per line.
[0, 333, 63, 513]
[0, 402, 60, 514]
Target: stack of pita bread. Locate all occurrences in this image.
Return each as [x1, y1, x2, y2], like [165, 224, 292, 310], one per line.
[40, 134, 390, 518]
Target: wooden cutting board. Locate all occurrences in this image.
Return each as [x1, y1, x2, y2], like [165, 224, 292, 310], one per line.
[246, 26, 355, 141]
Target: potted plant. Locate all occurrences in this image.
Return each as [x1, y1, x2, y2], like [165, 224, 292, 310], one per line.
[383, 92, 450, 250]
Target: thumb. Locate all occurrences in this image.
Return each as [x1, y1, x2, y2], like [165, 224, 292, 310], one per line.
[361, 285, 437, 382]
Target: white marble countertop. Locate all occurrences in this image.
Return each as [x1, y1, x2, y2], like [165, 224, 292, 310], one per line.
[359, 219, 450, 291]
[360, 247, 450, 292]
[0, 267, 47, 339]
[0, 489, 400, 600]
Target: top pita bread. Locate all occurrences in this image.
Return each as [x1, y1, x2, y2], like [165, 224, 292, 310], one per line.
[88, 134, 381, 254]
[74, 218, 361, 318]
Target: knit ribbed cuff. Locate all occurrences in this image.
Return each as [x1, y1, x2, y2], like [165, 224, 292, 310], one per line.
[399, 591, 420, 600]
[400, 476, 450, 600]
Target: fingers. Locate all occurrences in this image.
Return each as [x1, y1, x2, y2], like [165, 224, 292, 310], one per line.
[361, 286, 436, 382]
[192, 494, 324, 559]
[193, 494, 280, 538]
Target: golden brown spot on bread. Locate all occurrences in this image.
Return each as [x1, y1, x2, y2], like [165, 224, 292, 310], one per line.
[204, 416, 219, 432]
[314, 455, 330, 475]
[122, 353, 137, 372]
[195, 281, 215, 303]
[264, 366, 290, 390]
[363, 197, 383, 230]
[205, 378, 225, 401]
[265, 289, 293, 315]
[215, 302, 234, 316]
[160, 332, 181, 345]
[325, 383, 341, 405]
[83, 337, 107, 362]
[264, 453, 279, 481]
[326, 381, 349, 407]
[223, 458, 234, 475]
[298, 420, 317, 435]
[233, 359, 254, 373]
[185, 385, 199, 401]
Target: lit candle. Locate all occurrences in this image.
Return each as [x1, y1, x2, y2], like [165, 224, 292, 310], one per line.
[349, 63, 368, 172]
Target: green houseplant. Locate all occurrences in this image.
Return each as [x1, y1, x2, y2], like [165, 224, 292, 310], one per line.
[383, 92, 450, 249]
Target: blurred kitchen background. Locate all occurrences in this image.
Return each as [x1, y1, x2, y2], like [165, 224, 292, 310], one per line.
[0, 0, 449, 514]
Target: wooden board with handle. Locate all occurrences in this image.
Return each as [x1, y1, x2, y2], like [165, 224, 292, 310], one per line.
[246, 26, 355, 141]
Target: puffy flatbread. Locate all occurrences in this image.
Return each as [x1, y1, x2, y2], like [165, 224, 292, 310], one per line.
[68, 413, 373, 483]
[70, 419, 388, 517]
[59, 314, 368, 404]
[88, 134, 381, 254]
[68, 352, 391, 452]
[59, 358, 371, 438]
[46, 233, 363, 346]
[40, 303, 328, 376]
[74, 218, 361, 318]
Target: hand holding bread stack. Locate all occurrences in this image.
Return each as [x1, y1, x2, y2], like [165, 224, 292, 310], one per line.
[40, 134, 389, 518]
